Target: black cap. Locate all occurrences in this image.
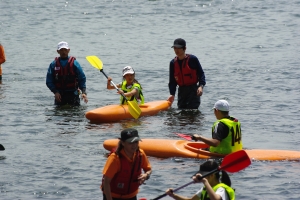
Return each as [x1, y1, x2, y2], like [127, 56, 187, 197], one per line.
[120, 128, 142, 143]
[195, 160, 219, 175]
[171, 38, 186, 48]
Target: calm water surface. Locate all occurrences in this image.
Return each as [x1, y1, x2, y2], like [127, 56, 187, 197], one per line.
[1, 0, 300, 199]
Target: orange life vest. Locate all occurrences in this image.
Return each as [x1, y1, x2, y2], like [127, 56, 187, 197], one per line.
[109, 151, 142, 195]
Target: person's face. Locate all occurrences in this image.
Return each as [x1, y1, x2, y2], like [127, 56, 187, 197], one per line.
[206, 173, 216, 184]
[122, 141, 139, 155]
[173, 47, 185, 57]
[124, 74, 135, 84]
[213, 109, 222, 120]
[57, 48, 70, 58]
[213, 108, 217, 116]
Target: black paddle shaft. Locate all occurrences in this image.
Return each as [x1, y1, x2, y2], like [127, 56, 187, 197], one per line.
[151, 168, 219, 200]
[100, 69, 109, 79]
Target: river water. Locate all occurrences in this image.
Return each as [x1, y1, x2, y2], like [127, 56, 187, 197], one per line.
[1, 0, 300, 199]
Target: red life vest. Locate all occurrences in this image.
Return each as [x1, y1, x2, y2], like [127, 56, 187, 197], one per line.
[174, 54, 198, 86]
[109, 151, 142, 195]
[54, 56, 78, 90]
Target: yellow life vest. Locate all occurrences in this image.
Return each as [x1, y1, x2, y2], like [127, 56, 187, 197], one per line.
[209, 117, 243, 154]
[200, 183, 235, 200]
[120, 80, 144, 105]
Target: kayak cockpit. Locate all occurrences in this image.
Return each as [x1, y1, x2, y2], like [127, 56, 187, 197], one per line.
[184, 142, 225, 158]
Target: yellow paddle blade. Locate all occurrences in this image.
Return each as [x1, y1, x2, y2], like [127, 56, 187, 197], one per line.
[127, 100, 142, 119]
[86, 56, 103, 70]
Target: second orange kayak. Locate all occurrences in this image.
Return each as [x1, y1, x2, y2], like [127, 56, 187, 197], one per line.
[103, 138, 300, 161]
[86, 100, 171, 123]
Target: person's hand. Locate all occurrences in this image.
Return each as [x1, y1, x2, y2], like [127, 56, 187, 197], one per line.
[167, 95, 175, 104]
[117, 89, 125, 96]
[197, 86, 203, 96]
[137, 173, 148, 185]
[193, 173, 207, 184]
[192, 134, 200, 141]
[166, 188, 175, 197]
[82, 94, 88, 103]
[107, 77, 112, 82]
[55, 92, 61, 102]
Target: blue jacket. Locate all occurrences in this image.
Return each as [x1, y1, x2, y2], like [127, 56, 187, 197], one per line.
[46, 56, 86, 94]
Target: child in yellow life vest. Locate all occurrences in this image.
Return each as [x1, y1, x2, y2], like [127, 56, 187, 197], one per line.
[166, 160, 235, 200]
[192, 100, 243, 155]
[107, 66, 144, 105]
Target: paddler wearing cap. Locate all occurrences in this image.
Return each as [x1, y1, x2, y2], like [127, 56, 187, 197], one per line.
[101, 128, 152, 200]
[107, 66, 144, 105]
[166, 160, 235, 200]
[167, 38, 206, 109]
[46, 41, 88, 106]
[193, 100, 243, 155]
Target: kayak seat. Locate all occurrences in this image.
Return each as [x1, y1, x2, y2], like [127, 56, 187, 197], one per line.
[184, 142, 225, 157]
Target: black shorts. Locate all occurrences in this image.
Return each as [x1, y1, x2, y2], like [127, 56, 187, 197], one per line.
[177, 84, 200, 109]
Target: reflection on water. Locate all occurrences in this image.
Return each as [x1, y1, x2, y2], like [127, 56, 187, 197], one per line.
[43, 106, 88, 135]
[164, 108, 205, 129]
[0, 156, 6, 160]
[45, 106, 87, 120]
[119, 121, 143, 130]
[0, 144, 6, 160]
[0, 82, 7, 99]
[85, 117, 145, 136]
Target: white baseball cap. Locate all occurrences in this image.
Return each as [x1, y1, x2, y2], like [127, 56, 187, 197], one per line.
[57, 41, 69, 50]
[122, 66, 135, 76]
[213, 100, 230, 112]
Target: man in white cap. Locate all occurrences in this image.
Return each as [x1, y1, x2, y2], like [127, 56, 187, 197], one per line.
[193, 100, 243, 154]
[46, 41, 88, 106]
[167, 38, 206, 109]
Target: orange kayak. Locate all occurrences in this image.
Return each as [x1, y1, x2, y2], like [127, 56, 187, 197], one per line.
[86, 100, 171, 123]
[103, 139, 300, 161]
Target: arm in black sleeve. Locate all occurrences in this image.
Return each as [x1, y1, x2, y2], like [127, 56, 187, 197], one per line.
[212, 122, 229, 141]
[188, 55, 206, 87]
[168, 60, 177, 95]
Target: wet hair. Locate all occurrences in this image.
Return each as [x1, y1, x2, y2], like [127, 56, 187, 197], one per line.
[114, 140, 140, 156]
[199, 160, 231, 187]
[115, 140, 124, 156]
[220, 110, 229, 115]
[216, 170, 231, 187]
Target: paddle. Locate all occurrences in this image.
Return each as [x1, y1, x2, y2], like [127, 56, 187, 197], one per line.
[0, 144, 5, 151]
[174, 132, 200, 141]
[174, 132, 193, 141]
[86, 56, 141, 119]
[151, 150, 251, 200]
